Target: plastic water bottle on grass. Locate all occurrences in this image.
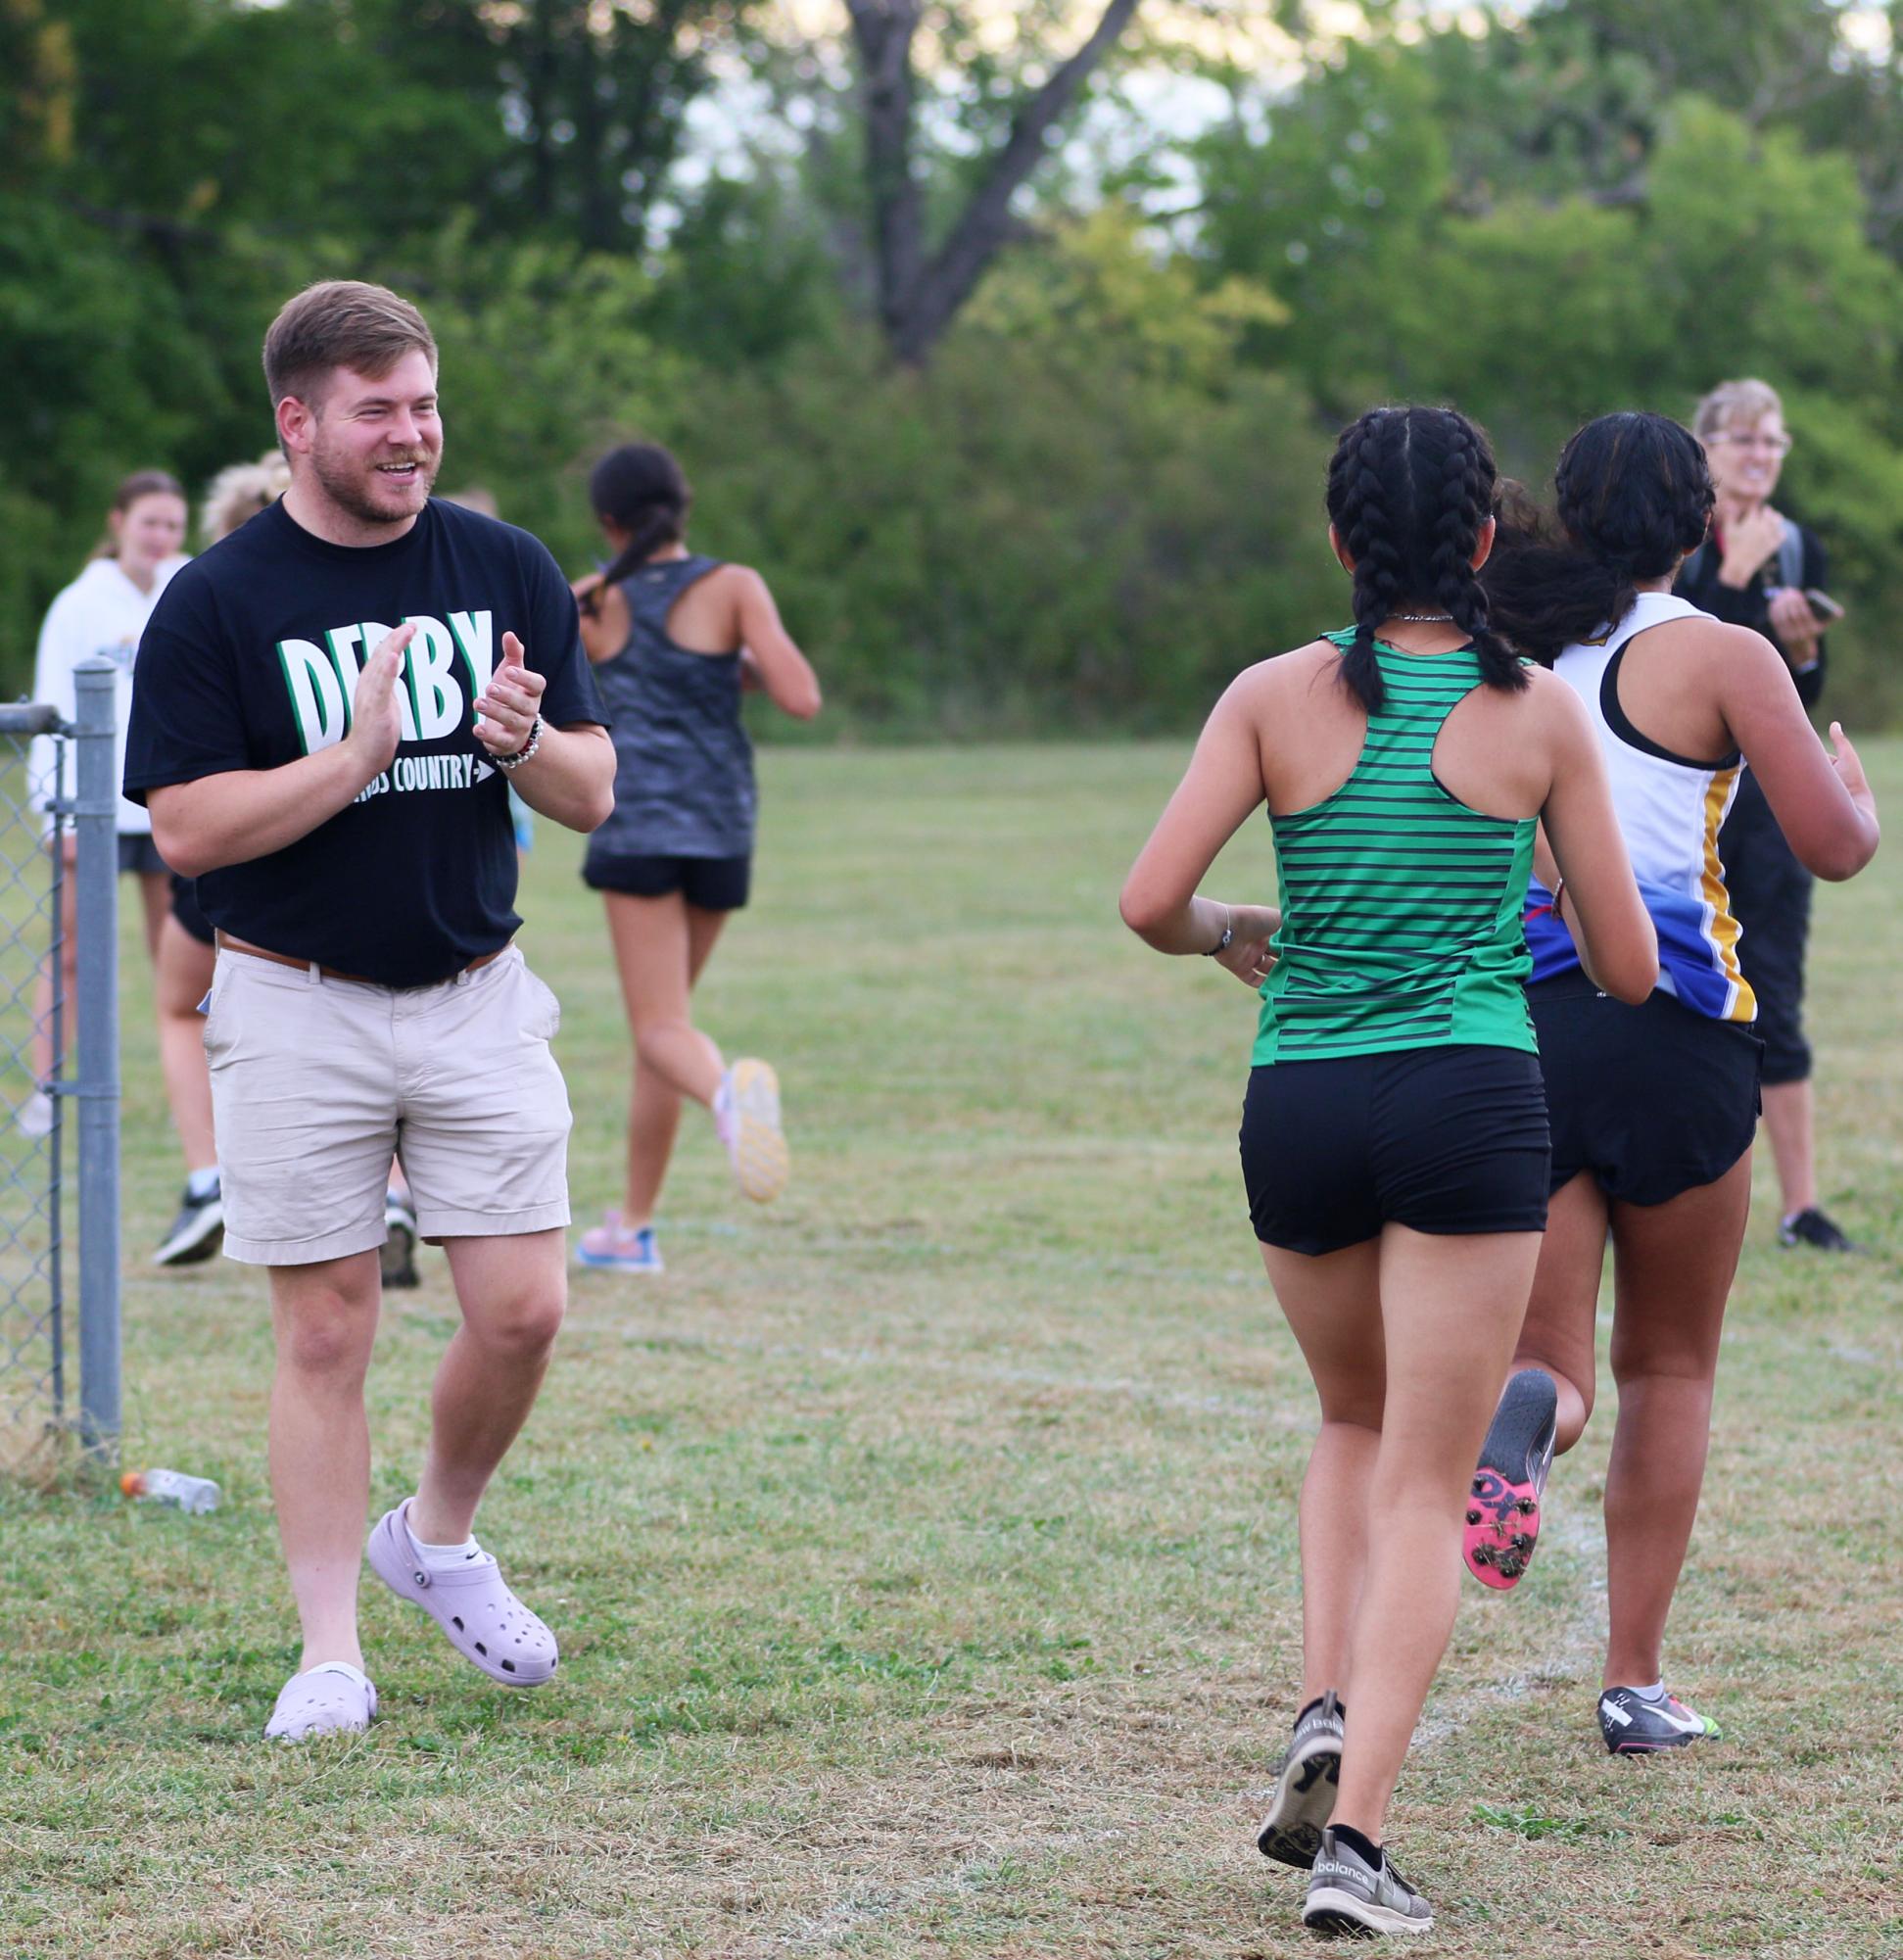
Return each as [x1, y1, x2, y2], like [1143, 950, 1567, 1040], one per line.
[120, 1468, 221, 1515]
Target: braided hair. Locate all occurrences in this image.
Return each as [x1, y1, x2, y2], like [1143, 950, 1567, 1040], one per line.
[1322, 406, 1523, 713]
[583, 443, 691, 617]
[1482, 411, 1715, 665]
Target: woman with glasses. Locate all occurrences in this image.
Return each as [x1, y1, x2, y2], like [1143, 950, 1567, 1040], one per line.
[1675, 379, 1852, 1251]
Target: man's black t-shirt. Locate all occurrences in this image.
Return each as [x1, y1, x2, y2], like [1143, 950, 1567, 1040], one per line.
[123, 498, 606, 986]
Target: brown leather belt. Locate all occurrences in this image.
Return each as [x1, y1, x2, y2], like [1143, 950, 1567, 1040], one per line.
[214, 932, 509, 988]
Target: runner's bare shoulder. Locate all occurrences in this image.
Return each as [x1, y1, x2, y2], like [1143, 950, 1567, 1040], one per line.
[1653, 613, 1801, 717]
[575, 574, 629, 662]
[1645, 610, 1781, 674]
[1223, 638, 1344, 715]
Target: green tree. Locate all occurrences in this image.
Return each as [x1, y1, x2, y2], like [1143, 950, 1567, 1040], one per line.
[22, 0, 749, 254]
[657, 214, 1336, 732]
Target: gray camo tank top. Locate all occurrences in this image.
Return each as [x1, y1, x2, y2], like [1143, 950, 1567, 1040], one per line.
[586, 553, 755, 861]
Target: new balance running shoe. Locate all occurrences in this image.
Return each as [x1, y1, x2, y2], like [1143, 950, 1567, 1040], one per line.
[1464, 1366, 1558, 1591]
[1597, 1685, 1719, 1754]
[1257, 1690, 1344, 1869]
[155, 1177, 223, 1267]
[1303, 1828, 1434, 1937]
[382, 1188, 420, 1290]
[713, 1059, 789, 1204]
[1778, 1207, 1860, 1253]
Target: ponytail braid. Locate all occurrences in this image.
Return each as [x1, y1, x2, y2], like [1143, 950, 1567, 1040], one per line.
[583, 442, 692, 618]
[1327, 410, 1406, 713]
[584, 504, 688, 617]
[1483, 411, 1714, 664]
[1422, 411, 1527, 696]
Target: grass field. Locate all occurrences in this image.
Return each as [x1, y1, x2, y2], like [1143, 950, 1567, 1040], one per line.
[5, 740, 1901, 1958]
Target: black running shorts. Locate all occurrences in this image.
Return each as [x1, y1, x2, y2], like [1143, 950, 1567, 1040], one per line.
[1722, 771, 1813, 1085]
[582, 851, 750, 911]
[1731, 863, 1812, 1086]
[1240, 1044, 1550, 1257]
[1531, 973, 1763, 1207]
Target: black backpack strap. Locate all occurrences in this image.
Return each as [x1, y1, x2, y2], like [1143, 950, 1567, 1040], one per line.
[1776, 518, 1804, 592]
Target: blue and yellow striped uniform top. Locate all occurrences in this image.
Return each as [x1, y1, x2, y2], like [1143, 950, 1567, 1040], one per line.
[1253, 634, 1538, 1064]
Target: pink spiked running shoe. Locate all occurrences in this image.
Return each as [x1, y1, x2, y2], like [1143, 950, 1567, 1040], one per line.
[1464, 1368, 1559, 1591]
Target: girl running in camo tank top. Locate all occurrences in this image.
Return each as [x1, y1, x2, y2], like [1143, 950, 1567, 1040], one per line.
[1122, 406, 1657, 1938]
[572, 444, 821, 1275]
[1466, 412, 1878, 1757]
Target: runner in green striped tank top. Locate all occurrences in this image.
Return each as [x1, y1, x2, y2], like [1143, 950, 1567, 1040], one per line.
[1121, 405, 1656, 1939]
[1256, 634, 1537, 1065]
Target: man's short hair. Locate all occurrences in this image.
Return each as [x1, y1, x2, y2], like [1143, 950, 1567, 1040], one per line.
[1692, 377, 1783, 443]
[262, 280, 437, 409]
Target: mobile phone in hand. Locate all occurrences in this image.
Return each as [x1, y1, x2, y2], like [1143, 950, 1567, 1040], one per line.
[1804, 588, 1845, 624]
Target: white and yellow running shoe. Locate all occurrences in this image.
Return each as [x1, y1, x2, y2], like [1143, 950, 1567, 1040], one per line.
[714, 1059, 789, 1203]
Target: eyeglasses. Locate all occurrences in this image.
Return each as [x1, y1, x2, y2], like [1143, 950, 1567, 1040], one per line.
[1711, 432, 1792, 455]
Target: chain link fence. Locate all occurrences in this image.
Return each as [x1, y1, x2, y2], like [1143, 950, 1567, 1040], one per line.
[0, 662, 120, 1471]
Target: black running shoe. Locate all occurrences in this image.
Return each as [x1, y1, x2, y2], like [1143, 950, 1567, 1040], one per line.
[1303, 1827, 1434, 1937]
[382, 1188, 420, 1289]
[155, 1179, 223, 1267]
[1464, 1367, 1557, 1592]
[1778, 1207, 1860, 1253]
[1597, 1685, 1718, 1754]
[1257, 1690, 1344, 1868]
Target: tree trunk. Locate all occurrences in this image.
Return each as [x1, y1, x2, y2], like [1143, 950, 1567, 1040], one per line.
[576, 8, 612, 251]
[527, 0, 561, 221]
[845, 1, 928, 354]
[845, 0, 1143, 364]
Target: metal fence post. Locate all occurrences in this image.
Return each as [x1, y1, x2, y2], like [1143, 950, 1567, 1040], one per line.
[73, 661, 120, 1457]
[0, 700, 69, 1462]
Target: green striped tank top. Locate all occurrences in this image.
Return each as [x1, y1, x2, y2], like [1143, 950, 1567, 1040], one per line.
[1253, 634, 1538, 1065]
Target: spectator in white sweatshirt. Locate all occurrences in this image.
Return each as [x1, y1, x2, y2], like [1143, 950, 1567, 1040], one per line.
[22, 470, 190, 1142]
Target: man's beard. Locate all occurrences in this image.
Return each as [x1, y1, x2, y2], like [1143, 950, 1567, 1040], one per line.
[308, 438, 440, 526]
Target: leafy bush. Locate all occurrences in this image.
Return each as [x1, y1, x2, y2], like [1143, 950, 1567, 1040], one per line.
[647, 218, 1341, 736]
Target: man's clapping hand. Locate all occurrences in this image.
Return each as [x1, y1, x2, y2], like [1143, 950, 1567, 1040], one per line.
[345, 621, 414, 777]
[473, 632, 547, 758]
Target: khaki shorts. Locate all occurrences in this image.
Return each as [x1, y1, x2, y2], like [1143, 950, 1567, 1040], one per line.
[205, 945, 572, 1266]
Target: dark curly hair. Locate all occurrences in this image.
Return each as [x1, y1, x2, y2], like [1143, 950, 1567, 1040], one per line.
[1482, 410, 1715, 665]
[1322, 406, 1524, 714]
[583, 442, 691, 617]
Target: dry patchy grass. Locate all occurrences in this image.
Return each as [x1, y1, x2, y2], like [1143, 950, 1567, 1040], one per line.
[5, 741, 1901, 1956]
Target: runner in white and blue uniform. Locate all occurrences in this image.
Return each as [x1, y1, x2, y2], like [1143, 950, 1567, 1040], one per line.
[1471, 411, 1879, 1756]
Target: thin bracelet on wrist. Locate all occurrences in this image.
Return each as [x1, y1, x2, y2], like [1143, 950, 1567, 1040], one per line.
[495, 714, 544, 773]
[1204, 903, 1233, 957]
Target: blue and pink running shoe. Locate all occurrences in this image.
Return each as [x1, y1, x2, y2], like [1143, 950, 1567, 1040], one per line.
[578, 1212, 665, 1273]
